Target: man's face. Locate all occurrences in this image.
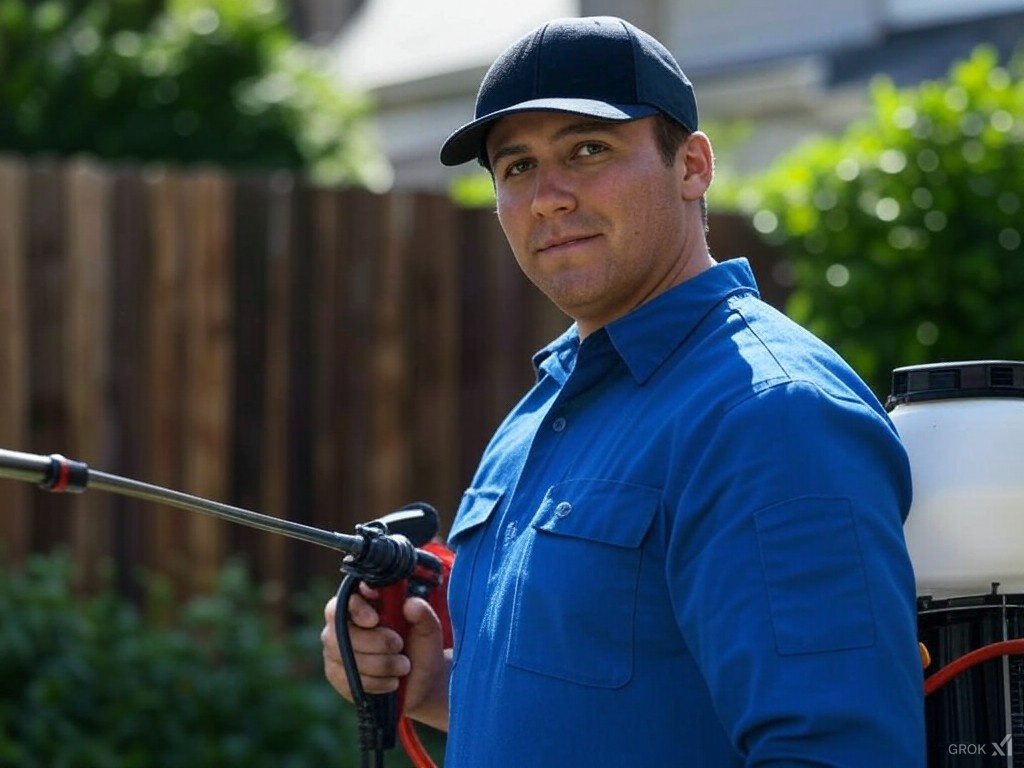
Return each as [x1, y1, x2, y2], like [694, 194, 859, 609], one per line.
[486, 112, 707, 337]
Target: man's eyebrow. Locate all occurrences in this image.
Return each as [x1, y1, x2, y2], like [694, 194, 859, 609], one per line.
[488, 118, 624, 168]
[490, 142, 529, 169]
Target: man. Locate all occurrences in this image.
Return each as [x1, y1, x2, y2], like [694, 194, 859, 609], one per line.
[323, 16, 925, 767]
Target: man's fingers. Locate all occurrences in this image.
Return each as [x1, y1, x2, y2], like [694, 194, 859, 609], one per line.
[322, 592, 413, 701]
[324, 589, 388, 630]
[352, 649, 412, 681]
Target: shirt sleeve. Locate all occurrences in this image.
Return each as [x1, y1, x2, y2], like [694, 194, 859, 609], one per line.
[668, 379, 926, 767]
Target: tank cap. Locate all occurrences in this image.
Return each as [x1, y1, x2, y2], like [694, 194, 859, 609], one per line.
[886, 360, 1024, 409]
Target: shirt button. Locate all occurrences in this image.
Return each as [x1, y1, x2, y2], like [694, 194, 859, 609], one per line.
[551, 416, 567, 432]
[555, 501, 573, 518]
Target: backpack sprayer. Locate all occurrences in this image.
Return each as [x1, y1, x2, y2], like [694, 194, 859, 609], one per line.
[0, 447, 452, 768]
[888, 360, 1024, 766]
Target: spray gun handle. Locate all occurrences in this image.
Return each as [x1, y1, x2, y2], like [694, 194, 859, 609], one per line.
[365, 580, 412, 750]
[366, 540, 455, 746]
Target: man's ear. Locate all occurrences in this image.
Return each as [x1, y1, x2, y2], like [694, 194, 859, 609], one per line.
[678, 131, 714, 202]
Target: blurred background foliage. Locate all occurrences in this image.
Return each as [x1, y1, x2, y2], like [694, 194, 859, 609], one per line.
[0, 552, 358, 767]
[0, 551, 447, 767]
[718, 44, 1024, 397]
[0, 0, 391, 188]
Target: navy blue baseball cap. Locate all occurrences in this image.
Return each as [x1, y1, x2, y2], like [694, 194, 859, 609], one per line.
[439, 16, 699, 167]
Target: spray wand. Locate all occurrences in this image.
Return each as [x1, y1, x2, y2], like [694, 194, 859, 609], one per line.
[0, 447, 450, 768]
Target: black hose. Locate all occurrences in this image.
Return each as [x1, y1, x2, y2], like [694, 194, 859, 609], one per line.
[336, 573, 388, 768]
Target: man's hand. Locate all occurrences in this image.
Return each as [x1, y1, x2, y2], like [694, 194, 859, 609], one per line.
[321, 582, 451, 731]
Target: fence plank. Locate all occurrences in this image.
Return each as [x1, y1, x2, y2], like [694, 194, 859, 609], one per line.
[0, 157, 31, 562]
[370, 192, 412, 515]
[329, 189, 375, 537]
[309, 184, 347, 579]
[260, 174, 296, 590]
[180, 170, 233, 594]
[226, 175, 268, 583]
[26, 161, 73, 551]
[109, 169, 157, 597]
[144, 169, 188, 593]
[409, 193, 461, 524]
[65, 160, 113, 591]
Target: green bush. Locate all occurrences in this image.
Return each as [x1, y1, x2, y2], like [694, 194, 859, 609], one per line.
[726, 45, 1024, 396]
[0, 552, 446, 768]
[0, 552, 361, 768]
[0, 0, 389, 188]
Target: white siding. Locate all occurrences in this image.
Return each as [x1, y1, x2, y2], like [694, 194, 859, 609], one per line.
[664, 0, 876, 71]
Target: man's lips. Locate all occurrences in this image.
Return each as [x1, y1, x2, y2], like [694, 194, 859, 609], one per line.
[535, 234, 599, 254]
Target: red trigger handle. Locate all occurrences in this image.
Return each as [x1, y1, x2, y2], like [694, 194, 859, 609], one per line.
[371, 541, 454, 767]
[373, 541, 454, 716]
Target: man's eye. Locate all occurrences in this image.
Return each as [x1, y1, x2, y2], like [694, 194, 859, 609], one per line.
[504, 159, 532, 178]
[576, 142, 606, 158]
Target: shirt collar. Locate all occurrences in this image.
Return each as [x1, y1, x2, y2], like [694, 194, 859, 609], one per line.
[533, 258, 760, 386]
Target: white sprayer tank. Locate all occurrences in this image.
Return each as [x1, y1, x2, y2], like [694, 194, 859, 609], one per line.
[887, 360, 1024, 597]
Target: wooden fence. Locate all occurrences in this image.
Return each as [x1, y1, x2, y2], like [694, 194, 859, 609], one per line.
[0, 154, 786, 601]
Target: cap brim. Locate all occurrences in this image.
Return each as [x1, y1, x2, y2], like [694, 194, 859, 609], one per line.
[439, 99, 659, 167]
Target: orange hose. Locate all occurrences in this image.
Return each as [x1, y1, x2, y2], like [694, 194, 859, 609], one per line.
[924, 639, 1024, 696]
[399, 716, 438, 768]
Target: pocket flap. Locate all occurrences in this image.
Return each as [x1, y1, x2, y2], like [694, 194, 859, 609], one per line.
[448, 486, 503, 544]
[532, 479, 660, 548]
[755, 496, 875, 655]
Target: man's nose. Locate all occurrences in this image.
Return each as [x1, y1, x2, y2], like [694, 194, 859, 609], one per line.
[530, 166, 577, 218]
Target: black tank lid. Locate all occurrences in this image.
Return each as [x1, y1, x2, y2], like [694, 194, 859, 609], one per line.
[886, 360, 1024, 408]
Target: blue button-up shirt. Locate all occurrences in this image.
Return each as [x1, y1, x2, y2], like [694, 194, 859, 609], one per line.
[444, 258, 924, 767]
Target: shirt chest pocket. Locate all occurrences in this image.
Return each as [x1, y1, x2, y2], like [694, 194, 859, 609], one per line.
[508, 479, 660, 689]
[447, 487, 503, 657]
